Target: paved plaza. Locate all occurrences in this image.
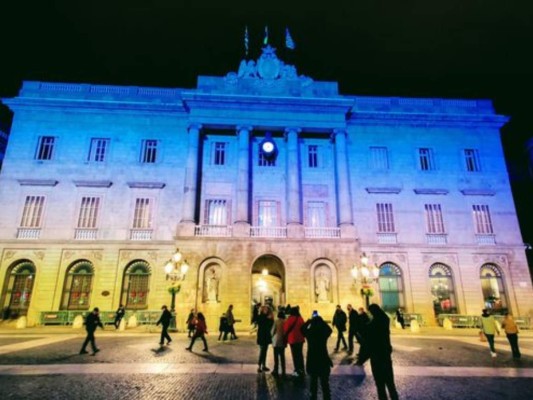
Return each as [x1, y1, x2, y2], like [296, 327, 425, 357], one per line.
[0, 326, 532, 399]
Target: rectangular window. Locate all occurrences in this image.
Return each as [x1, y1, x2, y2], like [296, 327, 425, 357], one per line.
[424, 204, 445, 234]
[258, 200, 278, 226]
[132, 198, 152, 229]
[418, 148, 435, 171]
[88, 138, 110, 162]
[213, 142, 227, 166]
[77, 197, 101, 228]
[140, 140, 158, 163]
[370, 146, 389, 170]
[308, 145, 319, 168]
[35, 136, 55, 160]
[472, 204, 493, 234]
[307, 201, 326, 227]
[204, 199, 228, 225]
[376, 203, 395, 232]
[465, 149, 481, 172]
[20, 196, 45, 227]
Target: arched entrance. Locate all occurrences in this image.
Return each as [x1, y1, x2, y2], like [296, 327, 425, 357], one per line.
[251, 255, 285, 309]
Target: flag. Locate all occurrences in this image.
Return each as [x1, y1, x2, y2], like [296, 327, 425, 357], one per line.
[285, 28, 295, 50]
[263, 26, 269, 46]
[244, 26, 249, 56]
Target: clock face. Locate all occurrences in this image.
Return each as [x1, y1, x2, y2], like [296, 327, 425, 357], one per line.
[262, 141, 275, 153]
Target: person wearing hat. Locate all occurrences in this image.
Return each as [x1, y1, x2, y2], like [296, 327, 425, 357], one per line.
[80, 307, 104, 355]
[156, 305, 173, 346]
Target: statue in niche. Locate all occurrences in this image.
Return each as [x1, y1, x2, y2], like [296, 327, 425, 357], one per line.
[315, 266, 331, 303]
[204, 266, 220, 303]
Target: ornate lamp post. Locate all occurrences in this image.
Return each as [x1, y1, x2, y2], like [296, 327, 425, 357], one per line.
[351, 252, 380, 309]
[164, 249, 189, 330]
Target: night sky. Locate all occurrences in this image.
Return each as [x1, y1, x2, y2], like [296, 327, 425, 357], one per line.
[1, 1, 533, 249]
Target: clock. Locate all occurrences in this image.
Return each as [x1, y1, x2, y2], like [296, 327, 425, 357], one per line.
[262, 141, 275, 154]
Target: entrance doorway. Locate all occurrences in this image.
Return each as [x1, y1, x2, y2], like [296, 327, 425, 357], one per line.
[251, 255, 285, 310]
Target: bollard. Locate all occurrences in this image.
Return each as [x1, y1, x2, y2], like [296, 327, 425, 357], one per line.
[72, 315, 84, 329]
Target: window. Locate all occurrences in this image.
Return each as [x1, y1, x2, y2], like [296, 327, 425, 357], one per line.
[213, 142, 227, 166]
[308, 145, 319, 168]
[376, 203, 395, 232]
[20, 196, 45, 227]
[424, 204, 445, 234]
[77, 197, 100, 228]
[204, 199, 228, 225]
[258, 148, 276, 167]
[429, 263, 457, 315]
[121, 261, 150, 309]
[88, 138, 110, 162]
[60, 261, 94, 310]
[369, 146, 389, 170]
[418, 148, 435, 171]
[258, 200, 278, 226]
[1, 261, 35, 316]
[132, 198, 152, 229]
[378, 263, 404, 312]
[35, 136, 55, 160]
[472, 205, 493, 234]
[140, 140, 158, 163]
[307, 201, 326, 227]
[464, 149, 481, 172]
[480, 264, 508, 315]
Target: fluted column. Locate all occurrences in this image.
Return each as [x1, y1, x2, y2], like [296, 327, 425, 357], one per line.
[235, 125, 252, 224]
[181, 123, 202, 225]
[285, 127, 302, 225]
[333, 128, 354, 234]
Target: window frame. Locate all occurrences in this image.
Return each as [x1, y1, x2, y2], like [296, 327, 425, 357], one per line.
[140, 139, 158, 164]
[88, 138, 110, 163]
[376, 203, 395, 233]
[424, 204, 445, 234]
[418, 147, 436, 171]
[19, 195, 46, 228]
[35, 136, 56, 161]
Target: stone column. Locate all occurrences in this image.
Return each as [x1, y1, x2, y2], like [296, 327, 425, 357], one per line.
[333, 128, 356, 238]
[233, 125, 252, 237]
[179, 123, 202, 236]
[285, 127, 304, 238]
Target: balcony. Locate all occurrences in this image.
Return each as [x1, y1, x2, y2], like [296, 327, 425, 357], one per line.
[195, 225, 232, 237]
[74, 228, 98, 240]
[250, 226, 287, 238]
[17, 228, 41, 239]
[426, 233, 447, 245]
[377, 232, 397, 244]
[476, 234, 496, 246]
[130, 229, 153, 241]
[304, 227, 341, 238]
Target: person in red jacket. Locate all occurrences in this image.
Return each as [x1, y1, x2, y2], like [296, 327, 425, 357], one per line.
[283, 305, 306, 377]
[186, 312, 208, 352]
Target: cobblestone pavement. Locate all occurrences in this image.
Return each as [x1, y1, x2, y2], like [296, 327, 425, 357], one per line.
[0, 328, 532, 399]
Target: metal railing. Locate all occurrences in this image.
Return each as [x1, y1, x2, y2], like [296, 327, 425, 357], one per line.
[437, 314, 531, 329]
[40, 310, 162, 326]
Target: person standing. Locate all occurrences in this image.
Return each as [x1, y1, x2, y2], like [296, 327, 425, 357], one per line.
[355, 307, 370, 365]
[480, 308, 500, 358]
[271, 309, 287, 377]
[80, 307, 104, 355]
[365, 304, 399, 400]
[186, 309, 196, 338]
[186, 312, 209, 352]
[332, 305, 348, 352]
[218, 313, 229, 341]
[156, 305, 172, 346]
[227, 304, 238, 340]
[395, 308, 405, 329]
[284, 305, 306, 377]
[346, 304, 358, 355]
[501, 313, 521, 359]
[256, 305, 274, 372]
[113, 304, 125, 329]
[301, 311, 333, 400]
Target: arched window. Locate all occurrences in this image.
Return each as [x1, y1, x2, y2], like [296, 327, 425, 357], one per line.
[480, 264, 508, 315]
[61, 260, 94, 310]
[429, 263, 457, 316]
[378, 263, 404, 312]
[121, 260, 150, 309]
[1, 260, 36, 317]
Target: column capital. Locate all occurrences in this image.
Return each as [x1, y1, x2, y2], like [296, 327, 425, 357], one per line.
[236, 125, 253, 133]
[284, 127, 302, 134]
[332, 128, 347, 136]
[188, 123, 203, 132]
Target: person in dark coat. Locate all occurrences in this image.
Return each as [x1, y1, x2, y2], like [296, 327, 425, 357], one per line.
[218, 313, 229, 341]
[301, 311, 333, 400]
[80, 307, 104, 355]
[187, 312, 208, 352]
[113, 304, 125, 329]
[395, 308, 405, 329]
[256, 305, 274, 372]
[156, 305, 172, 346]
[332, 304, 348, 351]
[226, 304, 238, 339]
[355, 307, 370, 364]
[346, 304, 358, 354]
[186, 309, 196, 338]
[365, 304, 399, 400]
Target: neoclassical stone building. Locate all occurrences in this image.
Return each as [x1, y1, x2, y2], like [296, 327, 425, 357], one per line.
[0, 46, 532, 328]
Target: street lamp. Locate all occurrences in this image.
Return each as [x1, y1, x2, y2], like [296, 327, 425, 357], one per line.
[164, 249, 189, 329]
[351, 252, 380, 309]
